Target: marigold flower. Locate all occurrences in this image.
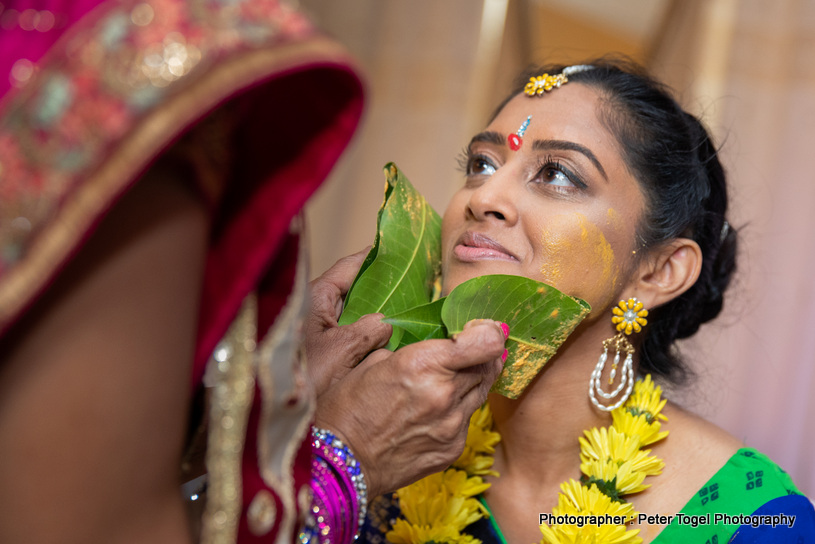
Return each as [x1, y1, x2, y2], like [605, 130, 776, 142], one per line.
[387, 469, 489, 544]
[539, 480, 640, 544]
[453, 404, 501, 476]
[611, 410, 668, 446]
[579, 427, 664, 495]
[579, 459, 649, 496]
[623, 375, 667, 423]
[387, 377, 668, 544]
[388, 520, 475, 544]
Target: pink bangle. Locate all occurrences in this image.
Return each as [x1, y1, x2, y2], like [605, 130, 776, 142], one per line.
[300, 427, 368, 544]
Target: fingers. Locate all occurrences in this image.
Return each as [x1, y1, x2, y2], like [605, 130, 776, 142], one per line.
[308, 246, 372, 324]
[310, 319, 510, 497]
[336, 313, 392, 363]
[356, 347, 393, 367]
[442, 320, 508, 405]
[388, 319, 507, 407]
[457, 361, 502, 415]
[445, 319, 508, 371]
[305, 313, 391, 396]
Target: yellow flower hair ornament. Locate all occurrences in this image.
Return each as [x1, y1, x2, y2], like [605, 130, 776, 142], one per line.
[523, 64, 595, 96]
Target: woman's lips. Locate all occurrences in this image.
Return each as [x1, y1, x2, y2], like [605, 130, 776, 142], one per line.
[453, 232, 518, 262]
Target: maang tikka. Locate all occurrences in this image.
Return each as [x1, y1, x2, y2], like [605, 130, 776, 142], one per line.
[507, 65, 594, 151]
[589, 298, 648, 411]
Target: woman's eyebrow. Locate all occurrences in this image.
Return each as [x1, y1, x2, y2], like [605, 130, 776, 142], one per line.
[469, 132, 609, 181]
[533, 139, 608, 181]
[469, 131, 506, 147]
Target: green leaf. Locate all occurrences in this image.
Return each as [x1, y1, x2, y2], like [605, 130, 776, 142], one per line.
[337, 163, 591, 399]
[339, 163, 442, 351]
[344, 172, 395, 296]
[383, 298, 447, 350]
[581, 475, 625, 503]
[441, 274, 591, 399]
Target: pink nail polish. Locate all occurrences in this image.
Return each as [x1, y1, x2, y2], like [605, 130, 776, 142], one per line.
[501, 349, 508, 362]
[500, 322, 510, 339]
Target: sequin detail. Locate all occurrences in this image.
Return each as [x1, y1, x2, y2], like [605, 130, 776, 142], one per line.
[0, 0, 313, 276]
[247, 490, 278, 536]
[202, 295, 258, 543]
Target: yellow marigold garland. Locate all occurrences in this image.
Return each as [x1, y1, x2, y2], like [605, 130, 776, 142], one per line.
[386, 376, 669, 544]
[387, 405, 499, 544]
[539, 479, 639, 544]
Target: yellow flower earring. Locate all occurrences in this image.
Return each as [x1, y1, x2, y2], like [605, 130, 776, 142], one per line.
[589, 298, 648, 411]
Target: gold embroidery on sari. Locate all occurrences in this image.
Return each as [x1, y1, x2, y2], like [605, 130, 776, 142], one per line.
[201, 295, 257, 544]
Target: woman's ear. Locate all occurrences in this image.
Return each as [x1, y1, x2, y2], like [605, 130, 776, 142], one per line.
[633, 238, 702, 310]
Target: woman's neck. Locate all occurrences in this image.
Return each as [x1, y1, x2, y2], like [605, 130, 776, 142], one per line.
[487, 325, 618, 487]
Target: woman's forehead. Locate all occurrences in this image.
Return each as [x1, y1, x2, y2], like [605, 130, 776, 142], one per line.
[486, 84, 626, 170]
[489, 84, 605, 133]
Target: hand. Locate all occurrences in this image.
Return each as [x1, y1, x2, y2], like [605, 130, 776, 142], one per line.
[304, 248, 392, 397]
[313, 318, 508, 497]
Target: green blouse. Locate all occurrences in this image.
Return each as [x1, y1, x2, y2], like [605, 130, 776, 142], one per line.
[362, 447, 812, 544]
[650, 447, 806, 542]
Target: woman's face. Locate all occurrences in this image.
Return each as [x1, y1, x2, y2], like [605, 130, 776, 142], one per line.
[441, 83, 645, 315]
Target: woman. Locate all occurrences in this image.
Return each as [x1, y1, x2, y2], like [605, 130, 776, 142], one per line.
[360, 59, 815, 543]
[0, 1, 508, 542]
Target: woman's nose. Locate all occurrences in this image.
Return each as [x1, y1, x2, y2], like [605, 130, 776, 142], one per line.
[465, 170, 519, 225]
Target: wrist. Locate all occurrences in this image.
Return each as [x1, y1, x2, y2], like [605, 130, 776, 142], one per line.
[313, 407, 382, 498]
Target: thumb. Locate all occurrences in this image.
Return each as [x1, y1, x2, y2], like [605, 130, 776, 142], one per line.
[308, 247, 372, 323]
[443, 319, 507, 372]
[311, 246, 371, 296]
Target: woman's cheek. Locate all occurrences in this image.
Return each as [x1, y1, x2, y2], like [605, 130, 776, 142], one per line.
[538, 213, 620, 313]
[440, 196, 464, 295]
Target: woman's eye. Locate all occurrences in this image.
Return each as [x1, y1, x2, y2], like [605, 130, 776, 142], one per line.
[536, 160, 586, 190]
[468, 156, 496, 176]
[541, 165, 574, 187]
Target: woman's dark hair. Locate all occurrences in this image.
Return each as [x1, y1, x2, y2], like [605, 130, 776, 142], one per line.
[499, 57, 737, 385]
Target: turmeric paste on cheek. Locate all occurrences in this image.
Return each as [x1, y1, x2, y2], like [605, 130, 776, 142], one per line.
[539, 213, 620, 311]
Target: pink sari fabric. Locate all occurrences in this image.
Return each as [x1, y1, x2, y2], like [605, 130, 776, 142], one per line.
[0, 0, 364, 357]
[0, 0, 101, 100]
[0, 0, 366, 541]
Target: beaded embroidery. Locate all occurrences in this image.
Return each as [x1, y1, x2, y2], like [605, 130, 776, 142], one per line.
[0, 0, 312, 276]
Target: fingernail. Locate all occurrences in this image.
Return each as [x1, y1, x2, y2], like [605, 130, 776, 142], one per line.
[501, 349, 508, 363]
[500, 322, 510, 340]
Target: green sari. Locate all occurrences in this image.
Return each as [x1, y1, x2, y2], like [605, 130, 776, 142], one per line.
[362, 448, 814, 543]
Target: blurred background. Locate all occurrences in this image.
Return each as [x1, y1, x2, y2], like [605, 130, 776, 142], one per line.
[300, 0, 815, 496]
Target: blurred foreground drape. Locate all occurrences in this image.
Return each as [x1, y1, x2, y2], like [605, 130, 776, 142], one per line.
[302, 0, 815, 496]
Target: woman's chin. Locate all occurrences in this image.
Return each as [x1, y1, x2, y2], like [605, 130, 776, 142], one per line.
[441, 261, 527, 295]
